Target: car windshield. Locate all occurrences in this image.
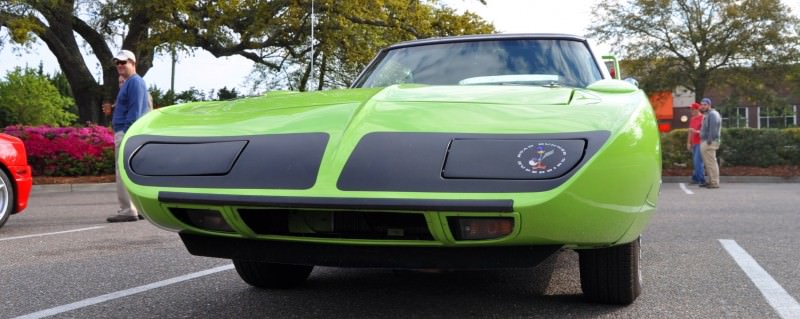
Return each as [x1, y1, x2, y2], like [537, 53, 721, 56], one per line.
[355, 39, 603, 89]
[355, 39, 602, 88]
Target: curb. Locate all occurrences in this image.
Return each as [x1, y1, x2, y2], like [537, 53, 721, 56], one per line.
[662, 176, 800, 183]
[31, 176, 800, 194]
[32, 183, 116, 194]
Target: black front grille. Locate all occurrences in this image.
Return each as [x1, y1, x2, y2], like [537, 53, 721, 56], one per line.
[238, 209, 433, 240]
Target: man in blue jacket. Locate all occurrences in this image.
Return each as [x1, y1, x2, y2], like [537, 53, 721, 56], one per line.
[699, 97, 722, 189]
[107, 50, 150, 222]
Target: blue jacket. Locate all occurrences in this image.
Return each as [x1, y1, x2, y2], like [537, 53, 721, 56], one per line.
[700, 108, 721, 143]
[112, 74, 149, 133]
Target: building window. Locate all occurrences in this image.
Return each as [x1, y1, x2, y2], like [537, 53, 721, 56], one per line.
[721, 107, 748, 128]
[758, 105, 797, 128]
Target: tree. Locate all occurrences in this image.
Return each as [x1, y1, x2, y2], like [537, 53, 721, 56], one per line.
[48, 70, 73, 100]
[1, 1, 493, 124]
[217, 86, 239, 100]
[588, 0, 800, 101]
[245, 1, 495, 92]
[0, 67, 77, 126]
[148, 85, 175, 109]
[175, 87, 206, 104]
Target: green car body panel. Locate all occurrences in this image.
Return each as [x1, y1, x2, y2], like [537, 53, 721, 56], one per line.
[123, 81, 660, 246]
[122, 36, 660, 303]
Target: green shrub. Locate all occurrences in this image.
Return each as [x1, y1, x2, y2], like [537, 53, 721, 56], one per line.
[781, 128, 800, 164]
[660, 129, 691, 167]
[662, 128, 799, 168]
[0, 67, 77, 126]
[721, 128, 788, 167]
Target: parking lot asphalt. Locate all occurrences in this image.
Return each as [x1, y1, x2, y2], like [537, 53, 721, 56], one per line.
[5, 181, 799, 318]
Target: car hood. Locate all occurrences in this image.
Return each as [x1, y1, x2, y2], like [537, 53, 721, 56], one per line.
[140, 83, 645, 139]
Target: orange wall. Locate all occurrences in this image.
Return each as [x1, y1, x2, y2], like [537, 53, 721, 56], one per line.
[649, 91, 674, 132]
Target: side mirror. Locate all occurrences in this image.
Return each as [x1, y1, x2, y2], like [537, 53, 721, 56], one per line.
[602, 55, 621, 80]
[624, 77, 639, 88]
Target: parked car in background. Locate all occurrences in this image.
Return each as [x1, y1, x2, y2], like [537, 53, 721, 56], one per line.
[0, 133, 33, 229]
[121, 34, 661, 304]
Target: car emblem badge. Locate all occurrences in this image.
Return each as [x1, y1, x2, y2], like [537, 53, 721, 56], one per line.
[517, 143, 568, 174]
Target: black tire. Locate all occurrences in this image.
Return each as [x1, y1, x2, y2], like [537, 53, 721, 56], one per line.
[578, 237, 642, 304]
[232, 260, 313, 289]
[0, 170, 14, 229]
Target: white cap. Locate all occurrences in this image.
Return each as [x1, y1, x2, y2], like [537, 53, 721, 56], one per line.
[112, 50, 136, 63]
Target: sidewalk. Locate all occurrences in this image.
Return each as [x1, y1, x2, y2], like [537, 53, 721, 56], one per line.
[31, 176, 800, 194]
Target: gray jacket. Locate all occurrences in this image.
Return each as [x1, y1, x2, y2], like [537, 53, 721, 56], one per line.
[700, 109, 721, 143]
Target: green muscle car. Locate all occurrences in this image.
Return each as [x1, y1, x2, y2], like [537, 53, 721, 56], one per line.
[122, 33, 661, 304]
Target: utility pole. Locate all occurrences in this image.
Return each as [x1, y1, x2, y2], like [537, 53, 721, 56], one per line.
[170, 44, 176, 93]
[310, 0, 315, 91]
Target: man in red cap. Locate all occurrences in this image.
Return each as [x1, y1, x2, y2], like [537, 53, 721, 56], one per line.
[686, 102, 705, 185]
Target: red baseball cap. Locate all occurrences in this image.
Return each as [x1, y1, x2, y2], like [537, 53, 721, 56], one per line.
[690, 102, 701, 110]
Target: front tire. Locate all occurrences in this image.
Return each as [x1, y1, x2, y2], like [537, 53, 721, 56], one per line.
[0, 170, 14, 229]
[578, 237, 642, 304]
[233, 260, 314, 289]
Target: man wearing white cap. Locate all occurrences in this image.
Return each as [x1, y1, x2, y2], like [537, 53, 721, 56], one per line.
[107, 49, 150, 222]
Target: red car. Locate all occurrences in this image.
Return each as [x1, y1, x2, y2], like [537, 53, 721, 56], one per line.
[0, 133, 32, 229]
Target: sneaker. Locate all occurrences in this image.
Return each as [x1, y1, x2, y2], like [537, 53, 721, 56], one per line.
[698, 183, 709, 187]
[705, 184, 720, 189]
[138, 214, 144, 220]
[107, 215, 139, 223]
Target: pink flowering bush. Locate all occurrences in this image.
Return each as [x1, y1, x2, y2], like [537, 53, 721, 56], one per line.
[3, 125, 115, 176]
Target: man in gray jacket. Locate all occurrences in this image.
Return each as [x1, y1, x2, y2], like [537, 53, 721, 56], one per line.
[699, 97, 721, 188]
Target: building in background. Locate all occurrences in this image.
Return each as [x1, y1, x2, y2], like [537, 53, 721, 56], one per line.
[658, 86, 798, 130]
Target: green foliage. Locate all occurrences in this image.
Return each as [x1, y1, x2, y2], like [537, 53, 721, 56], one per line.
[175, 87, 207, 103]
[720, 128, 788, 166]
[588, 0, 800, 100]
[216, 86, 239, 100]
[660, 129, 691, 168]
[784, 128, 800, 164]
[242, 0, 496, 92]
[0, 67, 77, 126]
[48, 71, 74, 99]
[148, 86, 176, 108]
[1, 1, 495, 122]
[661, 128, 800, 168]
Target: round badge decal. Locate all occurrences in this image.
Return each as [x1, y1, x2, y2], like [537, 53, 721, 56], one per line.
[516, 142, 568, 175]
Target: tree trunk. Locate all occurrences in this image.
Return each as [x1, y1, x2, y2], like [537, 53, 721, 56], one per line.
[317, 53, 327, 90]
[299, 60, 312, 92]
[37, 2, 102, 124]
[693, 73, 709, 103]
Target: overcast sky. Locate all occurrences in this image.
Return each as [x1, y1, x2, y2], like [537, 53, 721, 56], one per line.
[1, 0, 798, 94]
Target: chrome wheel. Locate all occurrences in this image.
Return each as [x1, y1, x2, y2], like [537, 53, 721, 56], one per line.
[0, 170, 13, 228]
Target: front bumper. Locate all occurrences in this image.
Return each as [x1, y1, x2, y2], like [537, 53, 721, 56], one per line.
[9, 164, 32, 213]
[125, 126, 660, 250]
[180, 232, 562, 269]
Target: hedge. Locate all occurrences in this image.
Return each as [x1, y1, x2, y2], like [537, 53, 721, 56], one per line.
[661, 128, 800, 168]
[3, 125, 115, 176]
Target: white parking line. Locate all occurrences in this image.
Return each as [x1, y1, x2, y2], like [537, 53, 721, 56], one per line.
[679, 183, 694, 195]
[719, 239, 800, 319]
[0, 226, 105, 241]
[11, 264, 235, 319]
